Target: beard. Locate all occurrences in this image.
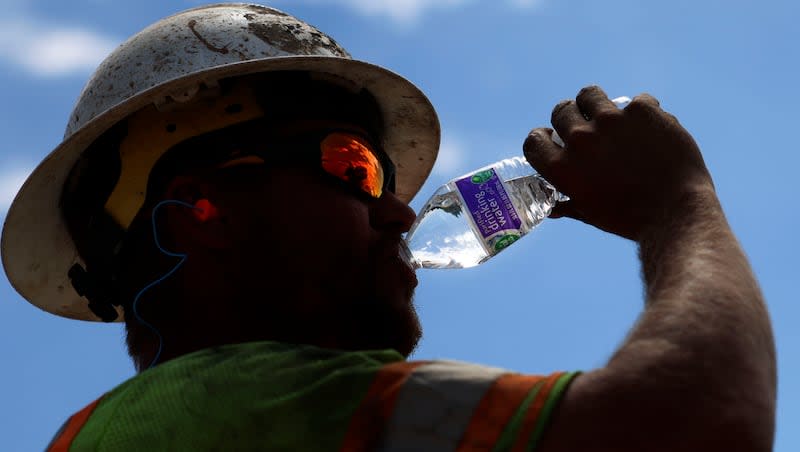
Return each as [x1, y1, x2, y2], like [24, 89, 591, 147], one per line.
[336, 243, 423, 357]
[257, 291, 422, 358]
[295, 236, 422, 357]
[203, 228, 423, 357]
[335, 290, 422, 357]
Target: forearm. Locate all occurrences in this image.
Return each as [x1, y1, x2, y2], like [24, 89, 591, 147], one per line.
[528, 89, 776, 451]
[610, 189, 776, 447]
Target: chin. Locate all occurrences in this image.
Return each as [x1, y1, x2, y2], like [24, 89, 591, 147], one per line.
[338, 290, 421, 357]
[377, 295, 422, 357]
[376, 261, 418, 306]
[335, 259, 420, 355]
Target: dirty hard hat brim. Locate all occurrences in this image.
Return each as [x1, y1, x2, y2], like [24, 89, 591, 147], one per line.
[2, 55, 440, 322]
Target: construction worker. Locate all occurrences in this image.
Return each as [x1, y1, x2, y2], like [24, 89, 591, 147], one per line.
[2, 3, 775, 451]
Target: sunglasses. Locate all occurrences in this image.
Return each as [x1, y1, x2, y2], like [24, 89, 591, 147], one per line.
[218, 130, 396, 199]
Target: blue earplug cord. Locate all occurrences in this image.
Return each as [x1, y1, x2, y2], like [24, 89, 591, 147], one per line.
[132, 199, 198, 370]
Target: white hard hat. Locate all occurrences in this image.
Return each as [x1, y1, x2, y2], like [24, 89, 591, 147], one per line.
[1, 3, 440, 322]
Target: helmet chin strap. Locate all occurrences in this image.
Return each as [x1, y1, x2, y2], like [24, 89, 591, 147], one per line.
[68, 264, 121, 323]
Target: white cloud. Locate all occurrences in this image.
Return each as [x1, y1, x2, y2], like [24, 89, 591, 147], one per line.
[0, 17, 118, 77]
[0, 168, 31, 210]
[275, 0, 542, 25]
[341, 0, 470, 24]
[432, 133, 468, 177]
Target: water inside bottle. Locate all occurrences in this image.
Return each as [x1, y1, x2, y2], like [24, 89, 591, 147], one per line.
[406, 189, 485, 269]
[405, 174, 558, 269]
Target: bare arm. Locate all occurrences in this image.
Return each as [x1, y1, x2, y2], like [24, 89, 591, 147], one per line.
[523, 87, 776, 452]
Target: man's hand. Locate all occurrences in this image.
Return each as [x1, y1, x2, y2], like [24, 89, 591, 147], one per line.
[528, 86, 776, 452]
[523, 85, 714, 241]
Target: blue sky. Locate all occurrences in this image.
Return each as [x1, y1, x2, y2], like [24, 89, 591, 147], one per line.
[1, 0, 797, 450]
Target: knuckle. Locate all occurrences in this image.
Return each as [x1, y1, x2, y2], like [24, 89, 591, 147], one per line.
[523, 131, 542, 154]
[593, 109, 621, 127]
[578, 84, 603, 97]
[523, 132, 558, 166]
[523, 130, 550, 158]
[569, 127, 595, 147]
[628, 93, 661, 110]
[641, 93, 661, 106]
[667, 112, 680, 125]
[551, 99, 573, 122]
[625, 98, 654, 115]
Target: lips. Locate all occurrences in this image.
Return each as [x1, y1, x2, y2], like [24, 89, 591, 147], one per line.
[371, 239, 419, 291]
[399, 256, 419, 289]
[398, 240, 420, 271]
[386, 241, 418, 289]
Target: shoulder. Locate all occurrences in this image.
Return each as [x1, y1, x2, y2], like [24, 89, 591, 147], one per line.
[343, 359, 579, 451]
[45, 396, 105, 452]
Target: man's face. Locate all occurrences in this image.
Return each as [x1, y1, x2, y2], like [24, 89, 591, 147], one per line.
[204, 129, 422, 356]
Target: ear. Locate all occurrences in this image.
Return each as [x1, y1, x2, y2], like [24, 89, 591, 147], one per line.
[160, 175, 232, 250]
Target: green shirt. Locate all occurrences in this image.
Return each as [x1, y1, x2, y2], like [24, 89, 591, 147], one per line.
[50, 341, 578, 451]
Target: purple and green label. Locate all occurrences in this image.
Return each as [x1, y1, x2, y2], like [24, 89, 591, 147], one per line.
[454, 168, 522, 252]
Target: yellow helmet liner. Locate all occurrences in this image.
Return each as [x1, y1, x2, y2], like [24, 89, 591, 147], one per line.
[106, 83, 264, 231]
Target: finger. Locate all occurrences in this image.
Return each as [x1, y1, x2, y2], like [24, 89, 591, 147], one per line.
[549, 200, 587, 222]
[550, 100, 585, 145]
[627, 92, 661, 112]
[575, 85, 618, 120]
[548, 201, 570, 218]
[523, 128, 568, 185]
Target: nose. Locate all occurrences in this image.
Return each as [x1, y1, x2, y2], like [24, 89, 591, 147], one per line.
[370, 191, 416, 233]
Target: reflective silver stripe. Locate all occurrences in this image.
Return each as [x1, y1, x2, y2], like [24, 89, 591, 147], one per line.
[379, 360, 509, 452]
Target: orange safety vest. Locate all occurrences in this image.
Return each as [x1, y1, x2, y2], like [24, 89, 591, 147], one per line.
[46, 341, 578, 451]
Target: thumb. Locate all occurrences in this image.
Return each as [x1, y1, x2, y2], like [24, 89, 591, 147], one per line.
[549, 200, 587, 222]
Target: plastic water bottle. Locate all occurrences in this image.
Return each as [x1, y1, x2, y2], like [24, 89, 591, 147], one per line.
[403, 156, 562, 269]
[403, 96, 631, 269]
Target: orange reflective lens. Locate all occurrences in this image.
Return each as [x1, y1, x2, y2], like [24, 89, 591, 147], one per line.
[320, 132, 385, 198]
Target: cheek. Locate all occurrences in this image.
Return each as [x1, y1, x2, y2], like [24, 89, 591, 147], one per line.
[314, 202, 378, 299]
[316, 202, 373, 269]
[255, 195, 372, 275]
[229, 167, 375, 284]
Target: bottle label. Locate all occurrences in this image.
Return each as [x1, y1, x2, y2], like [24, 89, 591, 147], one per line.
[454, 168, 523, 252]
